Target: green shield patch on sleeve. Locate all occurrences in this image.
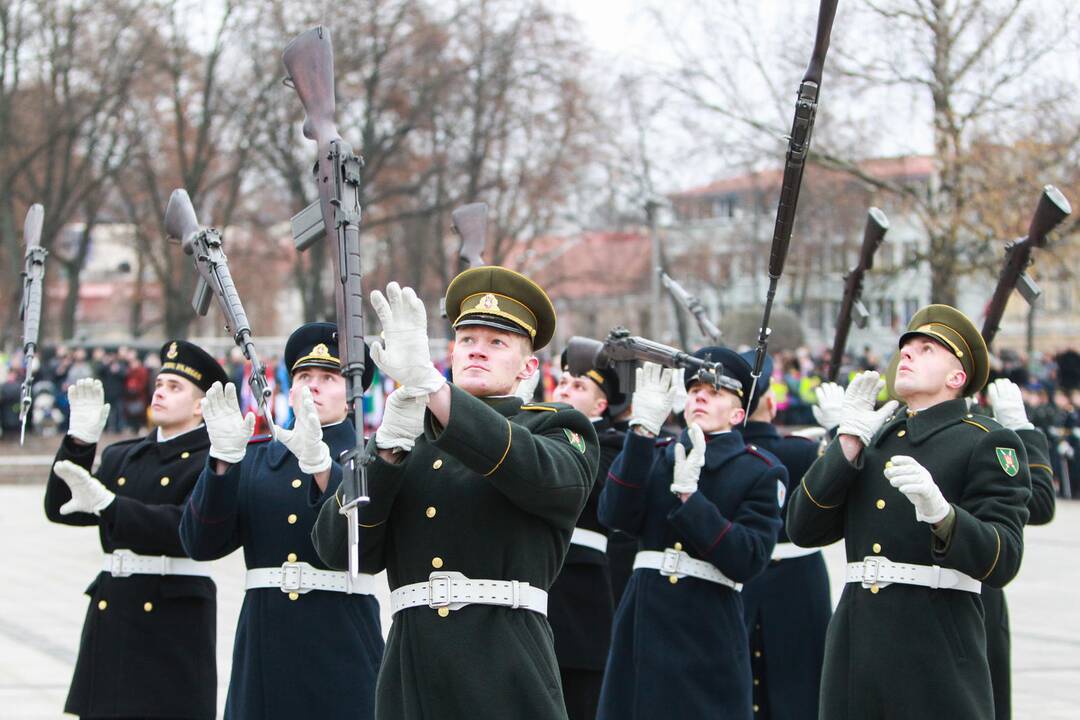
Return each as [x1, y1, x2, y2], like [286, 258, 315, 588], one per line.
[564, 428, 586, 453]
[995, 447, 1019, 477]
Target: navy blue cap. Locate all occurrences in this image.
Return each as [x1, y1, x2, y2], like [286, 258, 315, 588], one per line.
[683, 346, 764, 415]
[284, 322, 374, 390]
[158, 340, 228, 393]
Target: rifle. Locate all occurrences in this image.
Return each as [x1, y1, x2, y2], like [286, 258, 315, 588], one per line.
[659, 270, 722, 344]
[164, 189, 275, 437]
[17, 204, 47, 445]
[746, 0, 839, 421]
[439, 202, 488, 318]
[565, 328, 738, 400]
[827, 207, 889, 381]
[283, 26, 370, 579]
[981, 185, 1071, 348]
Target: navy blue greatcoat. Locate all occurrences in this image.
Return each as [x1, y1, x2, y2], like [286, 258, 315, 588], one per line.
[740, 421, 831, 720]
[179, 420, 383, 719]
[597, 428, 785, 720]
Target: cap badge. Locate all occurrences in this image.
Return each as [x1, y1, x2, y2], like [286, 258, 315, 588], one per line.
[312, 343, 331, 359]
[166, 342, 178, 359]
[474, 293, 500, 312]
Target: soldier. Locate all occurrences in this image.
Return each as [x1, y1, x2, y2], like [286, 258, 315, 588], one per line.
[597, 349, 785, 719]
[739, 351, 831, 720]
[44, 340, 227, 720]
[312, 268, 598, 720]
[787, 305, 1031, 718]
[179, 322, 382, 719]
[548, 352, 626, 720]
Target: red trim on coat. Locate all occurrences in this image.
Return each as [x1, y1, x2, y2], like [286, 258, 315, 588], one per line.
[607, 471, 641, 489]
[708, 520, 733, 551]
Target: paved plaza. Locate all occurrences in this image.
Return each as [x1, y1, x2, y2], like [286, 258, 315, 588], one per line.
[1, 472, 1077, 718]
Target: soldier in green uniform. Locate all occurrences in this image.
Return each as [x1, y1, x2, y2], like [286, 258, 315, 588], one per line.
[787, 304, 1031, 719]
[312, 267, 599, 720]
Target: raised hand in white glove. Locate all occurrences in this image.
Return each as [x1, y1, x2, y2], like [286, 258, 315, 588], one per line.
[514, 368, 541, 403]
[369, 282, 446, 396]
[67, 378, 110, 444]
[671, 424, 706, 496]
[671, 368, 688, 415]
[376, 387, 426, 452]
[630, 362, 677, 436]
[987, 378, 1033, 431]
[884, 455, 951, 524]
[836, 371, 900, 447]
[53, 460, 115, 515]
[812, 382, 845, 431]
[202, 382, 255, 465]
[277, 386, 331, 474]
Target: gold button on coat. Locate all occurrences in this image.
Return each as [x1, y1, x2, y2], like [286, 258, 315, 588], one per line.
[673, 542, 683, 551]
[754, 650, 762, 658]
[425, 507, 437, 519]
[160, 476, 170, 487]
[437, 607, 450, 617]
[98, 600, 108, 610]
[432, 557, 444, 569]
[897, 430, 906, 438]
[876, 499, 886, 510]
[287, 514, 298, 524]
[668, 576, 678, 584]
[872, 543, 882, 554]
[181, 451, 190, 459]
[292, 479, 302, 488]
[433, 459, 444, 470]
[143, 602, 153, 612]
[289, 592, 299, 601]
[287, 553, 298, 563]
[117, 477, 126, 486]
[870, 584, 880, 594]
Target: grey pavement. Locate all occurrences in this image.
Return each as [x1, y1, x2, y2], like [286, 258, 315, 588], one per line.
[0, 482, 1077, 719]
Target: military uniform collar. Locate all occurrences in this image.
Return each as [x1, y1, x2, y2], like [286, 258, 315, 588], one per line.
[876, 397, 970, 446]
[741, 420, 780, 442]
[666, 427, 747, 470]
[482, 395, 525, 418]
[147, 423, 210, 461]
[592, 416, 612, 433]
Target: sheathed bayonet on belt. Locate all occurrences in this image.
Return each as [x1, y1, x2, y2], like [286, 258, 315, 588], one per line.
[283, 26, 370, 579]
[440, 202, 488, 318]
[659, 270, 722, 344]
[827, 207, 888, 381]
[746, 0, 839, 423]
[165, 189, 275, 438]
[981, 186, 1071, 349]
[18, 204, 47, 445]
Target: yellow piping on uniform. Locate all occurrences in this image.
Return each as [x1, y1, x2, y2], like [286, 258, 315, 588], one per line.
[801, 477, 838, 510]
[519, 404, 557, 412]
[979, 526, 1002, 581]
[485, 419, 513, 476]
[962, 418, 990, 432]
[358, 521, 384, 528]
[1029, 463, 1052, 473]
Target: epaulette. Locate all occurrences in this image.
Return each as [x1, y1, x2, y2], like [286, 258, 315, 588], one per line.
[248, 433, 273, 444]
[745, 445, 775, 466]
[518, 403, 560, 413]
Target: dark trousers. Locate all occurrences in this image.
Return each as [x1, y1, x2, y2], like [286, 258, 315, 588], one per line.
[561, 668, 603, 720]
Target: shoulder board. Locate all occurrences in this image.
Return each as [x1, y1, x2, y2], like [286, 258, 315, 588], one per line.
[745, 445, 775, 466]
[961, 413, 1002, 433]
[519, 403, 560, 413]
[248, 433, 273, 444]
[655, 436, 676, 447]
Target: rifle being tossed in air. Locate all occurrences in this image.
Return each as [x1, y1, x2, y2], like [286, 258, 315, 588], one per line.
[827, 207, 889, 381]
[746, 0, 839, 422]
[981, 185, 1071, 349]
[659, 271, 722, 344]
[165, 189, 275, 437]
[283, 26, 370, 579]
[440, 202, 488, 319]
[17, 204, 47, 445]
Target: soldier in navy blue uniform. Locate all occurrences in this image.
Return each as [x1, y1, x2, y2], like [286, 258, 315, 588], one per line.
[597, 348, 785, 720]
[548, 352, 626, 720]
[44, 340, 227, 719]
[738, 352, 831, 720]
[179, 322, 382, 719]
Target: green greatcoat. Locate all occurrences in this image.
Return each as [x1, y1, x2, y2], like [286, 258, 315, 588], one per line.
[312, 385, 598, 720]
[786, 398, 1031, 720]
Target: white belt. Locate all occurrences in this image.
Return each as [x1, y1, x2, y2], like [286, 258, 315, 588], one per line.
[634, 549, 741, 591]
[570, 528, 608, 553]
[102, 549, 212, 578]
[845, 556, 981, 594]
[389, 571, 548, 616]
[771, 543, 820, 561]
[245, 562, 375, 595]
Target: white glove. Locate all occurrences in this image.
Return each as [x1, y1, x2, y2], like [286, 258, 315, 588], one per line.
[670, 368, 688, 414]
[369, 282, 446, 396]
[376, 387, 426, 452]
[202, 382, 255, 464]
[884, 455, 951, 524]
[836, 371, 900, 446]
[987, 378, 1033, 431]
[514, 368, 541, 402]
[53, 460, 115, 515]
[67, 378, 110, 444]
[812, 382, 845, 431]
[630, 362, 677, 435]
[276, 386, 331, 474]
[670, 424, 706, 495]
